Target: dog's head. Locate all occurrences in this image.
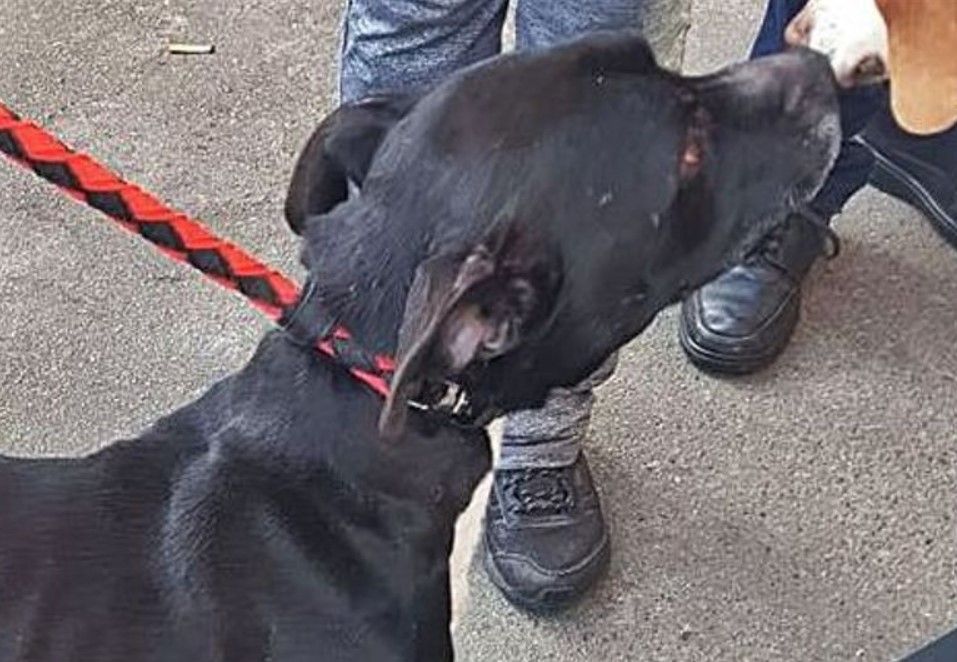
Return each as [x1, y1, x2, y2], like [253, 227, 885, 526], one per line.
[289, 32, 839, 435]
[786, 0, 889, 88]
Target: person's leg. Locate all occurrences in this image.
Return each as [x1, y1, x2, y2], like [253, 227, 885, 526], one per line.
[516, 0, 689, 69]
[339, 0, 508, 103]
[487, 355, 615, 612]
[484, 0, 691, 613]
[861, 109, 957, 249]
[679, 0, 886, 374]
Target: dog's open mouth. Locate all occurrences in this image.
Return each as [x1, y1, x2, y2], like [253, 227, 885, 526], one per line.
[407, 378, 499, 429]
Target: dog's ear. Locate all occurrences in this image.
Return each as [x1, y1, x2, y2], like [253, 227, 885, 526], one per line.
[379, 220, 562, 437]
[284, 93, 419, 234]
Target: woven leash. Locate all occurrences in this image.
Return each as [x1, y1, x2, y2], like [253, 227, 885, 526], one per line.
[0, 102, 394, 397]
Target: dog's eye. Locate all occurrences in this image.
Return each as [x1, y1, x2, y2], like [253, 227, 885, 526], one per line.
[680, 140, 702, 178]
[679, 109, 710, 182]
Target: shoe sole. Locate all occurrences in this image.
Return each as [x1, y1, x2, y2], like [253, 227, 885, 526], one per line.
[857, 136, 957, 249]
[482, 532, 611, 615]
[677, 299, 799, 376]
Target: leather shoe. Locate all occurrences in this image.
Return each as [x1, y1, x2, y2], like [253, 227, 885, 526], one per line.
[679, 212, 836, 374]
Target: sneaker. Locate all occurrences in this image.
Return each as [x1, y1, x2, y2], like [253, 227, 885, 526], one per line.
[483, 451, 610, 613]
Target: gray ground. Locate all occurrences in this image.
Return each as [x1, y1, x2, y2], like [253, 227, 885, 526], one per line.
[0, 1, 954, 661]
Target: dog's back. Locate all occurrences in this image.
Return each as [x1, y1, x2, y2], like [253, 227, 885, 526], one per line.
[0, 439, 206, 660]
[0, 332, 474, 662]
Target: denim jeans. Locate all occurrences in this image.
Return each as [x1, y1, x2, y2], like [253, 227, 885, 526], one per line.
[339, 0, 690, 103]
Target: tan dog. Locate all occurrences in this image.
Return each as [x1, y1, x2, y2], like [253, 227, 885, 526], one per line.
[786, 0, 957, 134]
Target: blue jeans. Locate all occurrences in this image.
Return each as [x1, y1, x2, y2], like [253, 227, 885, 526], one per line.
[339, 0, 689, 103]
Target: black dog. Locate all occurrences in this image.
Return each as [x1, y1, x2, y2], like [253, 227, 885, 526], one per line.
[0, 32, 838, 662]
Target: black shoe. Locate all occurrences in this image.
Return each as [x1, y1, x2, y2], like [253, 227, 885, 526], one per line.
[858, 113, 957, 249]
[679, 212, 837, 375]
[483, 452, 610, 613]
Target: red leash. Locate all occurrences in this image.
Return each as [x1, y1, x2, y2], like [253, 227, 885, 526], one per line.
[0, 102, 394, 397]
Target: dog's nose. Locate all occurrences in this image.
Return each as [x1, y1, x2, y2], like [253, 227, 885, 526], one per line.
[766, 49, 840, 121]
[693, 48, 841, 152]
[731, 48, 840, 135]
[698, 48, 839, 127]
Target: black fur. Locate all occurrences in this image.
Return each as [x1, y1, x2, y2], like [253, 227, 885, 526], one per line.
[0, 32, 838, 661]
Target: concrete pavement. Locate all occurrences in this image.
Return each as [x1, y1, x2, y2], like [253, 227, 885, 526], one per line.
[1, 1, 955, 660]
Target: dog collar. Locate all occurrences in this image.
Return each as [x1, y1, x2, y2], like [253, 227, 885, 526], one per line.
[279, 281, 490, 430]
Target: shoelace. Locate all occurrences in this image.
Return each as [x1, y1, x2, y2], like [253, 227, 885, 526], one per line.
[499, 466, 576, 517]
[798, 205, 842, 259]
[752, 207, 841, 277]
